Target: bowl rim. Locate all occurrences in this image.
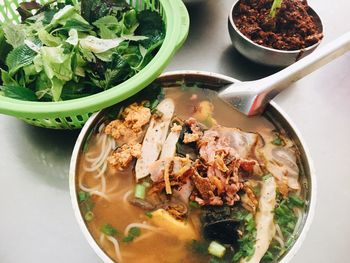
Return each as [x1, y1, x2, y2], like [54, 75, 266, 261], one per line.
[228, 0, 323, 54]
[69, 70, 317, 263]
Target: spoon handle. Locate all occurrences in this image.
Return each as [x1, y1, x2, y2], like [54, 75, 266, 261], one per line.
[251, 31, 350, 115]
[220, 32, 350, 116]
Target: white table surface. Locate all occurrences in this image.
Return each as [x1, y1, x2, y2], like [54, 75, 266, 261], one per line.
[0, 0, 349, 262]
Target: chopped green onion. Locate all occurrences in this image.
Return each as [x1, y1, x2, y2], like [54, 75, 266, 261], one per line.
[101, 224, 118, 236]
[142, 181, 151, 188]
[189, 240, 208, 255]
[189, 201, 200, 208]
[129, 227, 141, 237]
[262, 173, 273, 181]
[122, 235, 134, 243]
[208, 241, 226, 258]
[84, 211, 94, 222]
[143, 100, 151, 108]
[145, 211, 153, 218]
[271, 137, 283, 146]
[150, 99, 159, 110]
[78, 191, 89, 202]
[134, 184, 146, 199]
[289, 195, 305, 207]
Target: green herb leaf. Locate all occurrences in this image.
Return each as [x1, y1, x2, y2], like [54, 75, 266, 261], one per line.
[3, 23, 27, 48]
[145, 211, 153, 218]
[189, 201, 200, 208]
[189, 240, 208, 255]
[101, 224, 118, 236]
[122, 235, 134, 243]
[6, 44, 37, 75]
[129, 227, 141, 237]
[78, 191, 89, 202]
[0, 84, 37, 101]
[84, 211, 94, 222]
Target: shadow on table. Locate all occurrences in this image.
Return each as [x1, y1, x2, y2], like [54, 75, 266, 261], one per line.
[218, 45, 283, 81]
[11, 119, 80, 190]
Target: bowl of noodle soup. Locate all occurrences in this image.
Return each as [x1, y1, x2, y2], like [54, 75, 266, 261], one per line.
[69, 71, 315, 263]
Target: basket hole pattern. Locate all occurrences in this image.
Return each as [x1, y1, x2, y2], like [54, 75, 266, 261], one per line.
[22, 112, 92, 129]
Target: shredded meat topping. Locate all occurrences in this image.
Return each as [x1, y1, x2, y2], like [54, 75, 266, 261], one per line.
[107, 143, 141, 169]
[105, 103, 151, 144]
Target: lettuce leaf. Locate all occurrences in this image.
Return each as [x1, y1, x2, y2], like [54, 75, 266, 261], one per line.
[3, 23, 27, 48]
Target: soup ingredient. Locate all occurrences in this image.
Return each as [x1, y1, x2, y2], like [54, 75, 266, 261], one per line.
[193, 100, 217, 127]
[242, 176, 276, 263]
[101, 223, 119, 236]
[208, 241, 226, 258]
[78, 191, 95, 222]
[123, 226, 141, 243]
[0, 0, 165, 101]
[159, 123, 182, 159]
[151, 209, 198, 240]
[233, 0, 323, 50]
[134, 183, 146, 199]
[232, 211, 256, 262]
[107, 143, 141, 168]
[135, 98, 175, 181]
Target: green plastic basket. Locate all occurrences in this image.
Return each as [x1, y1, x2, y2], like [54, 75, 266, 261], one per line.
[0, 0, 189, 129]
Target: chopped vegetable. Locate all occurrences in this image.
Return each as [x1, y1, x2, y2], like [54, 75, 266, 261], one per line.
[101, 224, 118, 236]
[145, 211, 153, 218]
[134, 183, 146, 199]
[129, 227, 141, 237]
[84, 211, 94, 222]
[189, 240, 208, 255]
[189, 201, 200, 208]
[232, 210, 256, 262]
[208, 241, 226, 258]
[123, 226, 141, 243]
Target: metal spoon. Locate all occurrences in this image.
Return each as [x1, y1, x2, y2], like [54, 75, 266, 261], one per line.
[219, 32, 350, 116]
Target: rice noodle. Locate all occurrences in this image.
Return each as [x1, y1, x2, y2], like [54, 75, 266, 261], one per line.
[99, 233, 105, 245]
[133, 231, 155, 243]
[273, 235, 285, 248]
[275, 223, 284, 240]
[123, 223, 162, 236]
[294, 207, 303, 234]
[94, 162, 108, 179]
[105, 235, 122, 263]
[122, 190, 133, 204]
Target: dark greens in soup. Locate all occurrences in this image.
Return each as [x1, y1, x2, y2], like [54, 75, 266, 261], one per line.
[77, 85, 306, 263]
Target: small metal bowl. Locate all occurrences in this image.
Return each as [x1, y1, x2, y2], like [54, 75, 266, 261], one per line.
[228, 0, 323, 67]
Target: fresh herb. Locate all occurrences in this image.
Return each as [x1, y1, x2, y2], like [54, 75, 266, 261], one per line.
[101, 224, 118, 236]
[271, 133, 285, 146]
[84, 211, 94, 222]
[261, 241, 283, 262]
[189, 240, 208, 255]
[209, 257, 228, 263]
[275, 195, 304, 239]
[189, 201, 200, 208]
[269, 0, 283, 19]
[78, 191, 95, 222]
[78, 191, 89, 202]
[0, 0, 165, 102]
[123, 226, 141, 243]
[145, 211, 153, 218]
[122, 235, 134, 243]
[232, 210, 256, 262]
[262, 173, 273, 181]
